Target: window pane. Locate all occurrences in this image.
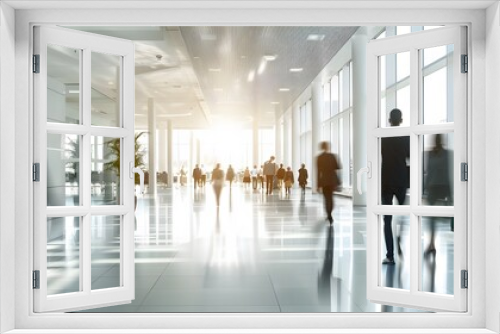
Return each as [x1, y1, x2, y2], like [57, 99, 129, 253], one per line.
[379, 215, 410, 290]
[92, 136, 120, 205]
[420, 216, 454, 295]
[422, 45, 454, 124]
[47, 216, 81, 295]
[91, 52, 121, 127]
[47, 134, 80, 206]
[380, 52, 410, 128]
[91, 215, 122, 290]
[380, 136, 410, 205]
[331, 75, 339, 116]
[422, 133, 454, 206]
[47, 44, 80, 124]
[323, 82, 331, 120]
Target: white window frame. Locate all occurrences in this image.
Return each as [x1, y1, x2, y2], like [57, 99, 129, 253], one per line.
[5, 4, 489, 333]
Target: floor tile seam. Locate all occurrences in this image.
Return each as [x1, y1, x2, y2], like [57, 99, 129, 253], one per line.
[136, 248, 179, 307]
[265, 271, 284, 313]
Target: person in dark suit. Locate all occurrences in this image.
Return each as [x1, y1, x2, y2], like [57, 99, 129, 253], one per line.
[381, 108, 410, 265]
[317, 141, 341, 225]
[298, 163, 308, 194]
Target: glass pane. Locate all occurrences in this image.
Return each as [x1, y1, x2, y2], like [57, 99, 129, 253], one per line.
[420, 216, 454, 295]
[91, 136, 120, 205]
[47, 216, 80, 295]
[422, 133, 454, 206]
[91, 52, 121, 127]
[380, 136, 410, 205]
[91, 215, 121, 290]
[422, 45, 454, 124]
[331, 75, 339, 116]
[379, 215, 410, 290]
[47, 133, 80, 206]
[380, 52, 410, 127]
[47, 44, 80, 124]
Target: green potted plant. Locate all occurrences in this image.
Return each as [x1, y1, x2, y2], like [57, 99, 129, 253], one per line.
[104, 132, 147, 209]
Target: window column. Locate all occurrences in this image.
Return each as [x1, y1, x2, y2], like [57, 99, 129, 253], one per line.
[148, 98, 157, 194]
[292, 104, 300, 178]
[253, 115, 259, 166]
[352, 27, 368, 205]
[311, 80, 322, 193]
[167, 120, 173, 188]
[158, 121, 167, 174]
[275, 106, 282, 163]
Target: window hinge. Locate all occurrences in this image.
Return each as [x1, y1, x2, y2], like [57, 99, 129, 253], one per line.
[461, 54, 468, 73]
[33, 270, 40, 289]
[33, 54, 40, 73]
[461, 162, 468, 181]
[33, 163, 40, 182]
[461, 270, 468, 289]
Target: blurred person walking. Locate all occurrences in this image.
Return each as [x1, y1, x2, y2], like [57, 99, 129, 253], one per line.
[263, 156, 277, 195]
[317, 141, 341, 225]
[381, 108, 410, 265]
[243, 167, 251, 189]
[192, 164, 202, 190]
[251, 165, 259, 190]
[276, 164, 286, 192]
[226, 164, 235, 189]
[211, 163, 225, 207]
[424, 134, 452, 258]
[298, 163, 308, 195]
[284, 167, 294, 196]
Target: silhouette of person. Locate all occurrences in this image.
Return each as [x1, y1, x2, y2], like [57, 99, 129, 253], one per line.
[317, 141, 341, 225]
[424, 134, 452, 257]
[211, 163, 224, 207]
[251, 165, 258, 190]
[284, 167, 294, 196]
[242, 167, 251, 188]
[192, 164, 201, 189]
[263, 156, 277, 195]
[298, 163, 308, 194]
[276, 163, 286, 191]
[226, 164, 235, 188]
[381, 108, 410, 265]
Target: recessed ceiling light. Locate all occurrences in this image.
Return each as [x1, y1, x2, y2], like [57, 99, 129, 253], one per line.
[279, 88, 290, 92]
[257, 59, 267, 75]
[108, 81, 114, 85]
[208, 68, 221, 72]
[289, 68, 303, 72]
[241, 55, 246, 59]
[271, 102, 280, 105]
[307, 34, 325, 41]
[247, 71, 255, 82]
[263, 55, 277, 61]
[193, 56, 200, 59]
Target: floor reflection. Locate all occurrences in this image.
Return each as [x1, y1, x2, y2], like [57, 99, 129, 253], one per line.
[48, 184, 453, 313]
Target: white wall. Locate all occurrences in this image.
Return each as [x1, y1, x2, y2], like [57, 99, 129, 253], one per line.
[0, 2, 16, 333]
[485, 2, 500, 333]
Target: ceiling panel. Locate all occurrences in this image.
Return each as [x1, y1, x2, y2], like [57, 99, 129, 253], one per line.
[180, 26, 358, 126]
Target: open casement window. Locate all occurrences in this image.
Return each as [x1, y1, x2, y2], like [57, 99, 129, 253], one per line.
[365, 26, 467, 312]
[33, 26, 136, 312]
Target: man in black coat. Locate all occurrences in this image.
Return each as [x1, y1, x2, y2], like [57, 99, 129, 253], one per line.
[317, 141, 341, 225]
[381, 108, 410, 265]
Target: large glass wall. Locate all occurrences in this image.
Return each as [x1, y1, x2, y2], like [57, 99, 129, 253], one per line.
[322, 61, 353, 192]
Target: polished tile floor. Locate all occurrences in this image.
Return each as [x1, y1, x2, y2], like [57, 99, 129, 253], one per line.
[51, 182, 453, 313]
